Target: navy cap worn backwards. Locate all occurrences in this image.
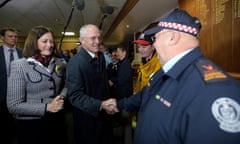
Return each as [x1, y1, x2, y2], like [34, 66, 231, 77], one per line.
[132, 33, 153, 45]
[144, 9, 202, 37]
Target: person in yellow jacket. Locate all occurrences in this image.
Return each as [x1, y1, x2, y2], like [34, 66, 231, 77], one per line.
[133, 33, 161, 92]
[131, 33, 161, 129]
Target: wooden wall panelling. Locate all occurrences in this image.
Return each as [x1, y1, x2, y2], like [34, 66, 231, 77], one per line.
[179, 0, 240, 72]
[232, 0, 240, 72]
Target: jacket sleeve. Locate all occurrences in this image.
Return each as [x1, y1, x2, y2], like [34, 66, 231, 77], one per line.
[117, 87, 147, 111]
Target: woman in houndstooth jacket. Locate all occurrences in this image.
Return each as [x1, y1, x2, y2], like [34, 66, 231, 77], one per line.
[7, 26, 68, 144]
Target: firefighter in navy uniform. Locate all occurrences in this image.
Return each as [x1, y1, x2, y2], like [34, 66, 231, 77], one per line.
[106, 9, 240, 144]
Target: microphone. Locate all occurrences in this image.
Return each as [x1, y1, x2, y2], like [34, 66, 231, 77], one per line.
[74, 0, 85, 11]
[101, 6, 114, 15]
[98, 15, 108, 30]
[0, 0, 11, 8]
[98, 6, 114, 29]
[60, 87, 68, 98]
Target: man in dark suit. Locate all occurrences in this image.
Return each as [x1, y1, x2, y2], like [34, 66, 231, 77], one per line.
[0, 27, 22, 144]
[66, 24, 114, 144]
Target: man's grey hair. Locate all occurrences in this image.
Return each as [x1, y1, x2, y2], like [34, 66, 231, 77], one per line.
[79, 24, 99, 37]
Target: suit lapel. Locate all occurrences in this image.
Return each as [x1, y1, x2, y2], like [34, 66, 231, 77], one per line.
[80, 48, 103, 77]
[0, 46, 7, 73]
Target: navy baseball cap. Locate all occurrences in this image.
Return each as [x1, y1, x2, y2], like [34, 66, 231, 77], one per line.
[144, 9, 202, 37]
[133, 33, 153, 45]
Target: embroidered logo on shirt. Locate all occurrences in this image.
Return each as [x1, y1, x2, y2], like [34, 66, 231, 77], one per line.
[155, 94, 171, 107]
[211, 97, 240, 133]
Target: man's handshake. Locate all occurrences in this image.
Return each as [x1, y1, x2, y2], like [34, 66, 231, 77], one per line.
[101, 98, 119, 114]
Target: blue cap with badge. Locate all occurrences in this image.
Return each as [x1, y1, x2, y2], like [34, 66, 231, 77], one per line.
[144, 9, 202, 37]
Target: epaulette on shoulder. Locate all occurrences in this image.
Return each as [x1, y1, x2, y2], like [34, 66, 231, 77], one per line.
[195, 59, 228, 83]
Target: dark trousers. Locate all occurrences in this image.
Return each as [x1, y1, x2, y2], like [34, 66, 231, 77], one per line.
[0, 107, 17, 144]
[73, 109, 114, 144]
[16, 112, 68, 144]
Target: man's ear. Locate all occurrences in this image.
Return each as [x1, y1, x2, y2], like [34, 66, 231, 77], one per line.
[168, 31, 180, 46]
[79, 37, 83, 44]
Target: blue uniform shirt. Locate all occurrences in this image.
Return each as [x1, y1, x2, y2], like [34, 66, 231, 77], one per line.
[117, 48, 240, 144]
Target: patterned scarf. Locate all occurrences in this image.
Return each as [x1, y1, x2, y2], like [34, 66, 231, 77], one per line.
[33, 55, 52, 67]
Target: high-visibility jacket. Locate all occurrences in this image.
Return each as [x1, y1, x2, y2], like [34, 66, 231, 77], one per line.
[135, 52, 161, 92]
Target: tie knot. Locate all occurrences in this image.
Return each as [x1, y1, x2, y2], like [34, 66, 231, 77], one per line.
[9, 49, 14, 52]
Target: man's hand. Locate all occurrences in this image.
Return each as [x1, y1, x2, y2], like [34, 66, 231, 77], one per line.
[101, 98, 119, 114]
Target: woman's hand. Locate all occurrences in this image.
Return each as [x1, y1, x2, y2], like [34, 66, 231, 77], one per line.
[46, 95, 64, 113]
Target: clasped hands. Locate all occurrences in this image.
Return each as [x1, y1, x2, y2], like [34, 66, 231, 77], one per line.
[101, 98, 119, 114]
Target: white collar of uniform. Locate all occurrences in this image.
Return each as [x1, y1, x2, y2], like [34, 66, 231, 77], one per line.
[163, 48, 194, 73]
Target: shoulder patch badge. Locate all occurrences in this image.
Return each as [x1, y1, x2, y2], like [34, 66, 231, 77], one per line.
[211, 97, 240, 133]
[195, 59, 227, 82]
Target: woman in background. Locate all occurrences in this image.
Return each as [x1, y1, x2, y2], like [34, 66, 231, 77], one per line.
[7, 26, 68, 144]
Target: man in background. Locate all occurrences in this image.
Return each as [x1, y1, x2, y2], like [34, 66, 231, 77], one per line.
[0, 27, 22, 144]
[99, 42, 112, 68]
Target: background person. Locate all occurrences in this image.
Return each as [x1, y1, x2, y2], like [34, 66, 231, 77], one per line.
[133, 33, 161, 92]
[131, 32, 162, 130]
[108, 44, 133, 100]
[107, 47, 119, 98]
[99, 42, 112, 68]
[7, 25, 68, 144]
[110, 44, 133, 144]
[0, 27, 22, 144]
[59, 49, 71, 64]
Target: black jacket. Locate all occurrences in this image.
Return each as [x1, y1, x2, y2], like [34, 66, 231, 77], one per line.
[66, 47, 113, 144]
[111, 57, 133, 100]
[0, 46, 22, 110]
